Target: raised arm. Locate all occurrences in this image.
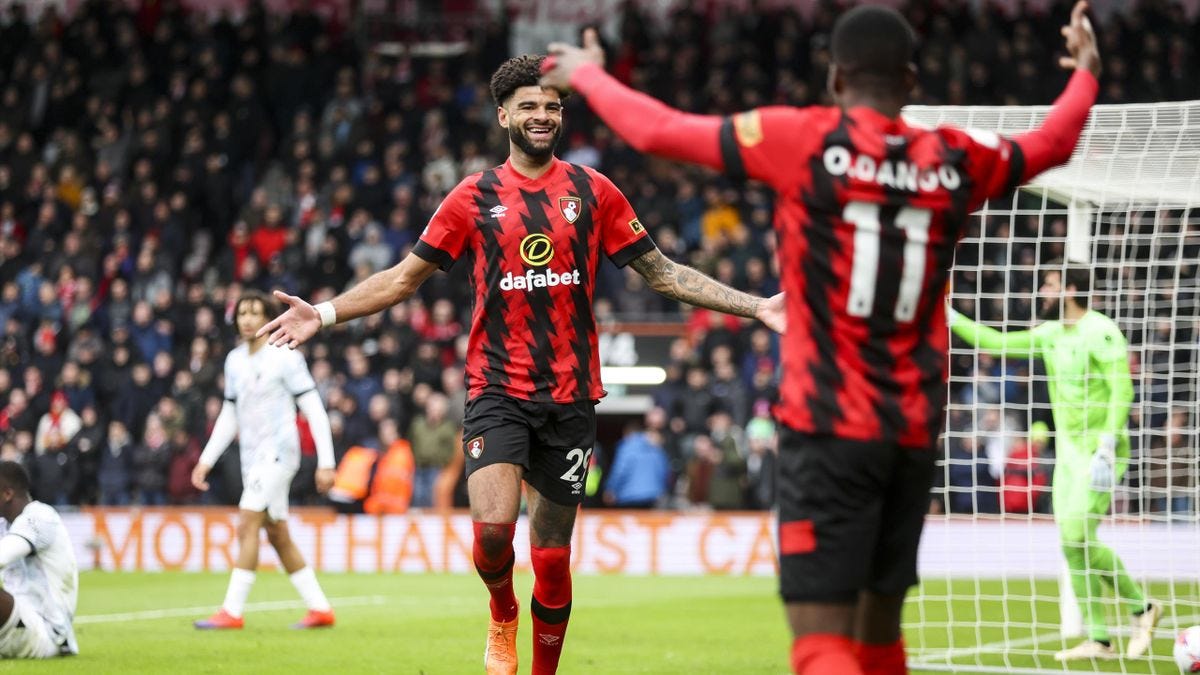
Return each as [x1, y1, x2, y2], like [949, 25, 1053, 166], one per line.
[629, 248, 785, 333]
[1011, 1, 1101, 181]
[259, 253, 439, 349]
[541, 30, 725, 170]
[948, 309, 1043, 359]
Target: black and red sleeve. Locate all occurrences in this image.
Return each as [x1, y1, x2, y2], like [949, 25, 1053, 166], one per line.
[413, 181, 473, 271]
[592, 170, 657, 267]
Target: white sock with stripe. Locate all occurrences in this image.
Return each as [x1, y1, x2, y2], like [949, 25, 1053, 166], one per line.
[289, 567, 332, 612]
[222, 568, 256, 618]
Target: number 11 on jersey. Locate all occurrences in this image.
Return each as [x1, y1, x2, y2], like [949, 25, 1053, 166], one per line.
[844, 201, 933, 323]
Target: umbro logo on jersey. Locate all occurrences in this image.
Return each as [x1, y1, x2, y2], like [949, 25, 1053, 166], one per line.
[559, 196, 581, 223]
[467, 436, 484, 459]
[489, 205, 508, 219]
[538, 634, 562, 646]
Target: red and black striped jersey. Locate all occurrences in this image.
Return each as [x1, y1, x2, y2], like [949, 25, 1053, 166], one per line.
[414, 157, 655, 403]
[722, 105, 1023, 448]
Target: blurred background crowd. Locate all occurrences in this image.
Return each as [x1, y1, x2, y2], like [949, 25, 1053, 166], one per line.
[0, 0, 1195, 514]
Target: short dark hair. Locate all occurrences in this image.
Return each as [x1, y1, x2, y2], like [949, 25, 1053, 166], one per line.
[1046, 262, 1093, 307]
[1063, 266, 1092, 295]
[831, 6, 916, 82]
[0, 461, 30, 493]
[490, 54, 562, 106]
[236, 289, 278, 316]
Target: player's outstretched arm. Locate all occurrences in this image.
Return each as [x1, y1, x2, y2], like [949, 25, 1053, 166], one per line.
[193, 400, 238, 491]
[259, 254, 440, 349]
[1012, 1, 1101, 182]
[541, 29, 725, 171]
[629, 248, 785, 333]
[947, 308, 1042, 358]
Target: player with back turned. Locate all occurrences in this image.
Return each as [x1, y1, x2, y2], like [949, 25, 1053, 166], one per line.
[541, 3, 1101, 674]
[256, 55, 784, 675]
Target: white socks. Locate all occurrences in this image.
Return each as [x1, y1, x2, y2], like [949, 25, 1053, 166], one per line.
[221, 567, 331, 617]
[289, 567, 332, 612]
[222, 568, 256, 618]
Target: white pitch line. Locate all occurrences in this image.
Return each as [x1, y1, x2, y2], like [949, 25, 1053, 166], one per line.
[910, 612, 1200, 665]
[910, 630, 1061, 663]
[75, 595, 387, 624]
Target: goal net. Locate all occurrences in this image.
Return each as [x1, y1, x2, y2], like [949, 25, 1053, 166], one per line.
[900, 100, 1200, 673]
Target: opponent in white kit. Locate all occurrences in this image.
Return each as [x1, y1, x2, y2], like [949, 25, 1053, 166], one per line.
[0, 461, 78, 659]
[192, 290, 338, 629]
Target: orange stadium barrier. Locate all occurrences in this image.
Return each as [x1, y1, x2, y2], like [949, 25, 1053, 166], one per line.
[73, 508, 780, 575]
[67, 509, 1195, 580]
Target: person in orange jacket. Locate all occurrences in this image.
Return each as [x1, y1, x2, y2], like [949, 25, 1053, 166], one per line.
[365, 420, 415, 514]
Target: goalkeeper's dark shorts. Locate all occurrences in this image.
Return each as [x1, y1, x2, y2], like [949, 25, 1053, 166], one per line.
[777, 428, 937, 603]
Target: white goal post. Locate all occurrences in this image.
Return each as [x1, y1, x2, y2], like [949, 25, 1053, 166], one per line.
[899, 100, 1200, 673]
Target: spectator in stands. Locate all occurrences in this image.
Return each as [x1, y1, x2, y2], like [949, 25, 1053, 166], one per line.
[687, 431, 748, 511]
[604, 408, 671, 508]
[408, 393, 458, 508]
[67, 405, 103, 505]
[672, 366, 716, 435]
[363, 419, 414, 514]
[34, 391, 79, 457]
[745, 401, 778, 510]
[1001, 421, 1051, 515]
[946, 433, 1000, 514]
[132, 414, 171, 506]
[98, 420, 133, 506]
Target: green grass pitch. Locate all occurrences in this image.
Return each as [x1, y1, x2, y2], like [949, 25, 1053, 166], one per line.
[14, 572, 1193, 673]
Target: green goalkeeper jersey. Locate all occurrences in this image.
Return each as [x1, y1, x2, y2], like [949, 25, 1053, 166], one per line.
[949, 309, 1134, 461]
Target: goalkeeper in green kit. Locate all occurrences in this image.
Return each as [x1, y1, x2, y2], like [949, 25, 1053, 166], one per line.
[949, 265, 1161, 661]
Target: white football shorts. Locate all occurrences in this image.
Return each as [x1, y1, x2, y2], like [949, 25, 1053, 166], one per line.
[239, 462, 298, 521]
[0, 595, 62, 659]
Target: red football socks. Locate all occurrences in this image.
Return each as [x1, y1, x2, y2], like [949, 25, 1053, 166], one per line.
[791, 634, 863, 675]
[855, 638, 907, 675]
[530, 545, 572, 675]
[472, 521, 518, 623]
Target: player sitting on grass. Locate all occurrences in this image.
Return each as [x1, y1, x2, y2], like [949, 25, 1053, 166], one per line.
[949, 265, 1161, 661]
[0, 461, 78, 659]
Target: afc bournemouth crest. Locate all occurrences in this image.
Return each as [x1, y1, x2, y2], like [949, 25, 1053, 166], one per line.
[559, 196, 581, 224]
[467, 436, 485, 459]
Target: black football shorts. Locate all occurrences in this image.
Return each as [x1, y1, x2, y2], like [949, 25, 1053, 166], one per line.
[461, 393, 596, 506]
[777, 428, 937, 603]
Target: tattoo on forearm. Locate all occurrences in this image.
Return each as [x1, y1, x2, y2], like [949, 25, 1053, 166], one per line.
[630, 251, 761, 319]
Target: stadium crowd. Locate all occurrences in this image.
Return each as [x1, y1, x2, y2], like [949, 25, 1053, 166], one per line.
[0, 0, 1195, 513]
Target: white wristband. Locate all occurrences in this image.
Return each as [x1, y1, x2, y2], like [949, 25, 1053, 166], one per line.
[315, 301, 337, 328]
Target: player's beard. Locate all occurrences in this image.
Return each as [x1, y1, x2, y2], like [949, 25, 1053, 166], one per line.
[509, 123, 561, 161]
[1039, 296, 1062, 321]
